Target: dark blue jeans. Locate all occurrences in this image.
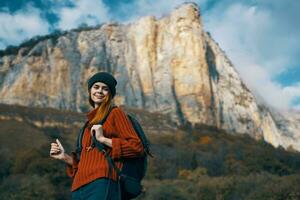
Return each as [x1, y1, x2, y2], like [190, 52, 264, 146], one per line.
[72, 178, 120, 200]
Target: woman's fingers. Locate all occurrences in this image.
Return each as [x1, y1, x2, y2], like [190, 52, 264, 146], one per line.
[51, 146, 61, 151]
[90, 125, 103, 136]
[56, 139, 64, 151]
[50, 145, 61, 152]
[50, 150, 61, 157]
[50, 149, 61, 154]
[50, 143, 61, 151]
[50, 148, 59, 153]
[91, 124, 102, 130]
[50, 143, 59, 149]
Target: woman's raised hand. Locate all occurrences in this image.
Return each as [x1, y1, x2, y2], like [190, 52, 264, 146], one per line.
[91, 124, 105, 142]
[50, 139, 65, 160]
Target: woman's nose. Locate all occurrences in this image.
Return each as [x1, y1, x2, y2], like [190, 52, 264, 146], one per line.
[97, 88, 104, 93]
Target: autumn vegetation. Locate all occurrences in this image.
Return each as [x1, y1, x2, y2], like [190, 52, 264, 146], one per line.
[0, 104, 300, 199]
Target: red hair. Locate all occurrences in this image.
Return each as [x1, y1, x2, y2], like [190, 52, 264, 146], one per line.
[88, 89, 113, 128]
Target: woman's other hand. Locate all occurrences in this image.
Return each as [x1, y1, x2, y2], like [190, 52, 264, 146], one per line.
[50, 139, 65, 160]
[91, 124, 112, 147]
[91, 124, 105, 142]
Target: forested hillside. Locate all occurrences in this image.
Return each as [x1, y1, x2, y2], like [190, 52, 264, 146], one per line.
[0, 104, 300, 199]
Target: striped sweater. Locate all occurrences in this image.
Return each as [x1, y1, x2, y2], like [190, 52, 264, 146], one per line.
[66, 106, 144, 192]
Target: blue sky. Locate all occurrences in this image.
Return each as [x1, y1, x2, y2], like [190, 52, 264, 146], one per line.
[0, 0, 299, 111]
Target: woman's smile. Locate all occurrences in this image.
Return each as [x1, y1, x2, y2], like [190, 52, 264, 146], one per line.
[94, 93, 104, 99]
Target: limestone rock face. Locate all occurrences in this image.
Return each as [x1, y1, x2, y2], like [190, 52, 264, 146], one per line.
[0, 3, 299, 151]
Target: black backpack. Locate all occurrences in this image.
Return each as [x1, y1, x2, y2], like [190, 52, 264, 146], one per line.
[75, 106, 152, 199]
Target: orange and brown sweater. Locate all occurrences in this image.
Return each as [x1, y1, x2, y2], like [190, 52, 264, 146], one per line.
[66, 106, 144, 192]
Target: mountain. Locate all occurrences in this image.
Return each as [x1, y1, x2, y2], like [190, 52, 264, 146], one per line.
[0, 3, 299, 151]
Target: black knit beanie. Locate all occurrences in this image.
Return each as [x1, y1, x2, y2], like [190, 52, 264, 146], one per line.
[87, 72, 117, 97]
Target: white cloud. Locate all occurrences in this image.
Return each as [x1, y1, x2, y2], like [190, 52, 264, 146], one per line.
[283, 83, 300, 98]
[202, 2, 300, 111]
[282, 83, 300, 109]
[55, 0, 110, 30]
[294, 104, 300, 111]
[0, 5, 50, 49]
[115, 0, 192, 23]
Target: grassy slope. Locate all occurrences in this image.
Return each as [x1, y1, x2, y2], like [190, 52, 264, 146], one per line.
[0, 103, 300, 200]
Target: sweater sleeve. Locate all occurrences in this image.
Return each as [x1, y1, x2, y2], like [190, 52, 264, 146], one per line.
[110, 108, 144, 159]
[66, 152, 79, 178]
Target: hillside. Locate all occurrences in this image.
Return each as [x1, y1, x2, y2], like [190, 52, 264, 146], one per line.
[0, 103, 300, 199]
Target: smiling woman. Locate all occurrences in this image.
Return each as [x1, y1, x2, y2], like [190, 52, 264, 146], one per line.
[49, 71, 144, 200]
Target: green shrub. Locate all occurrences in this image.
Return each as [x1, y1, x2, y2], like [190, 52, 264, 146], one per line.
[0, 174, 57, 200]
[142, 184, 189, 200]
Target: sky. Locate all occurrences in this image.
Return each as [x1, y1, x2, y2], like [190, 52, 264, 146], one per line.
[0, 0, 299, 111]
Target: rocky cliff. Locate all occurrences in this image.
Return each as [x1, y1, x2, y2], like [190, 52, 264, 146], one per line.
[0, 3, 299, 151]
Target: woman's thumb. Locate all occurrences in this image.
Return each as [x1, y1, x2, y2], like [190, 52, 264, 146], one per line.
[56, 139, 64, 150]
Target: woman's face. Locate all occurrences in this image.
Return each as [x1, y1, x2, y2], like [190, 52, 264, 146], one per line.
[90, 82, 110, 106]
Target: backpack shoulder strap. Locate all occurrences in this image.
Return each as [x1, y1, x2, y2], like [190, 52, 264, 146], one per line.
[75, 120, 89, 160]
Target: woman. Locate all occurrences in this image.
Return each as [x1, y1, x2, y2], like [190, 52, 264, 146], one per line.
[50, 72, 144, 200]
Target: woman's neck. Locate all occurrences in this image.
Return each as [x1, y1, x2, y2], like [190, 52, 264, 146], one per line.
[94, 104, 100, 108]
